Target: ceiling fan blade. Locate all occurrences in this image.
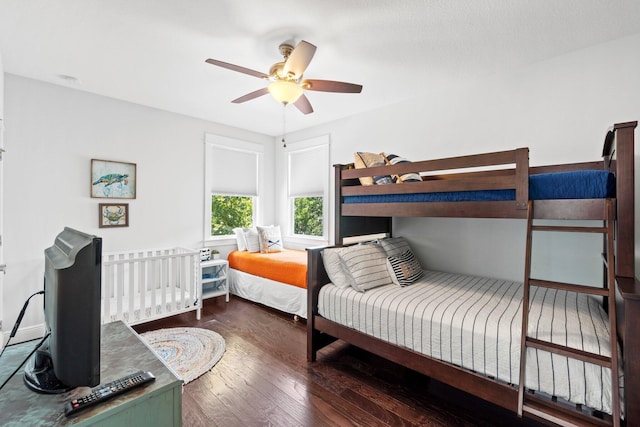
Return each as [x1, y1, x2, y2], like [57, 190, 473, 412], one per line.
[232, 87, 269, 104]
[205, 58, 269, 79]
[293, 94, 314, 115]
[283, 41, 317, 78]
[303, 79, 363, 93]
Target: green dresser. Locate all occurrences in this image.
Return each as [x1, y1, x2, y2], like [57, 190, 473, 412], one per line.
[0, 321, 182, 426]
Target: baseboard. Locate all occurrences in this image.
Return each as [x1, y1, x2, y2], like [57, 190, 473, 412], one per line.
[2, 323, 46, 346]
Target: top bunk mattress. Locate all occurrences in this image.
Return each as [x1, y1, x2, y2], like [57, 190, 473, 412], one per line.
[344, 170, 615, 204]
[228, 249, 307, 289]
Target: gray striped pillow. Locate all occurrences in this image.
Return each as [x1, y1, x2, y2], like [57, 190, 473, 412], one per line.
[386, 249, 423, 286]
[337, 244, 393, 292]
[379, 236, 411, 257]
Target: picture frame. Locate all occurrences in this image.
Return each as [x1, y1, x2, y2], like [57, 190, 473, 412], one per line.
[99, 203, 129, 228]
[91, 159, 137, 199]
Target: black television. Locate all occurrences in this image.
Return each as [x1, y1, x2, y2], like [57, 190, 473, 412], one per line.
[24, 227, 102, 393]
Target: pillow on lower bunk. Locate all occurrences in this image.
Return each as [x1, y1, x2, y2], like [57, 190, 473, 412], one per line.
[379, 236, 412, 257]
[337, 243, 394, 292]
[321, 248, 356, 289]
[386, 249, 423, 286]
[257, 225, 284, 253]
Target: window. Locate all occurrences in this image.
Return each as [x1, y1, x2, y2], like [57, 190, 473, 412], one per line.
[204, 135, 263, 240]
[286, 136, 329, 239]
[210, 195, 253, 236]
[293, 196, 323, 236]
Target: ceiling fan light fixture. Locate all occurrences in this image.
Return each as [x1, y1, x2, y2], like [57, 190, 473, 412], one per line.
[268, 80, 303, 104]
[206, 39, 362, 114]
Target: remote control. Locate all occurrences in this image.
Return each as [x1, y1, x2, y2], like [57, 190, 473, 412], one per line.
[64, 370, 156, 416]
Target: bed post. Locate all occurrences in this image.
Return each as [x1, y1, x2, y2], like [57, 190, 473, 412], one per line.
[610, 121, 638, 426]
[611, 121, 636, 279]
[334, 165, 343, 244]
[307, 246, 335, 362]
[514, 148, 529, 210]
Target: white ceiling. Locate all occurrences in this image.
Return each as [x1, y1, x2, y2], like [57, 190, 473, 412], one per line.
[1, 0, 640, 136]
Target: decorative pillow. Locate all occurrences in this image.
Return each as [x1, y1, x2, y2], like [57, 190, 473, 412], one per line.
[321, 248, 356, 289]
[233, 227, 248, 251]
[379, 236, 412, 257]
[386, 249, 423, 286]
[243, 228, 261, 253]
[384, 153, 422, 183]
[257, 225, 284, 253]
[353, 152, 394, 186]
[337, 243, 394, 292]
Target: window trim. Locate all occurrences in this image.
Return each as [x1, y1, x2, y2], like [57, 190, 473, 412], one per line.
[204, 134, 264, 243]
[284, 135, 330, 241]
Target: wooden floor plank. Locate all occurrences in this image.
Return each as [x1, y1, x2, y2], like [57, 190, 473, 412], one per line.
[134, 297, 542, 426]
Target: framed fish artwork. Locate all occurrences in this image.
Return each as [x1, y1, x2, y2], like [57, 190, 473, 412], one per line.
[91, 159, 136, 199]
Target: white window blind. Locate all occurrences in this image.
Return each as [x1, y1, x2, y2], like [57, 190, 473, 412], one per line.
[208, 145, 258, 196]
[288, 143, 328, 197]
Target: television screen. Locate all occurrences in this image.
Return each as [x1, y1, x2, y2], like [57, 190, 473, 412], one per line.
[24, 227, 102, 393]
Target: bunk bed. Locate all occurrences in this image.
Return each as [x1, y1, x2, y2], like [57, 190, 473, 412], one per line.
[307, 121, 638, 426]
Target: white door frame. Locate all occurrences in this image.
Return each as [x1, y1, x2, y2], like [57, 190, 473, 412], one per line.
[0, 118, 5, 340]
[0, 118, 6, 346]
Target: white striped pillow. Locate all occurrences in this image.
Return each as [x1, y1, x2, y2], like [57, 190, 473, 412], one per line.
[379, 236, 411, 257]
[337, 243, 394, 292]
[321, 248, 356, 289]
[386, 249, 423, 286]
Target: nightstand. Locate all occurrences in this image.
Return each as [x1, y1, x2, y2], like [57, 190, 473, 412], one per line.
[200, 258, 229, 303]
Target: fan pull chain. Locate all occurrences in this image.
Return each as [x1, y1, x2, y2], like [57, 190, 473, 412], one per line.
[282, 104, 287, 148]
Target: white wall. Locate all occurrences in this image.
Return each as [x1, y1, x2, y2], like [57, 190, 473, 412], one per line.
[2, 74, 275, 342]
[286, 33, 640, 283]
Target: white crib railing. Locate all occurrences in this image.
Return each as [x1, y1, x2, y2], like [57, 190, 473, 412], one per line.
[101, 247, 202, 325]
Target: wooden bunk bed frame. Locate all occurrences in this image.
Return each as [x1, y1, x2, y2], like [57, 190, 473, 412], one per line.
[307, 121, 638, 426]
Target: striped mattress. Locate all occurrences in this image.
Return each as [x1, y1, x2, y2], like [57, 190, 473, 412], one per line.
[318, 270, 618, 414]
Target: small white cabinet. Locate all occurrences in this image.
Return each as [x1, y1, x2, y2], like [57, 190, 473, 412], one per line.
[200, 259, 229, 302]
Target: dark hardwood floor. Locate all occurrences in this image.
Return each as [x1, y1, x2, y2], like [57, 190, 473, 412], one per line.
[134, 296, 543, 427]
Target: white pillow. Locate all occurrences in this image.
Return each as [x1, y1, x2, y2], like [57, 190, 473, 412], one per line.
[337, 243, 394, 292]
[257, 225, 284, 253]
[321, 248, 356, 289]
[233, 227, 248, 251]
[243, 228, 261, 253]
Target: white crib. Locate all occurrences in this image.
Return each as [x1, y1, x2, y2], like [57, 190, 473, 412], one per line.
[101, 247, 202, 325]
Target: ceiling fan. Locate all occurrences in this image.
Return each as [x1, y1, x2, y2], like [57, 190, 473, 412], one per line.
[205, 40, 363, 115]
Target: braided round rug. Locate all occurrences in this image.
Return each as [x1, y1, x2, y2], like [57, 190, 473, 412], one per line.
[140, 327, 225, 384]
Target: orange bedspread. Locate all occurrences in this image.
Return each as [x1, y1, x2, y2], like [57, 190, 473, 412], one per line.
[228, 249, 307, 289]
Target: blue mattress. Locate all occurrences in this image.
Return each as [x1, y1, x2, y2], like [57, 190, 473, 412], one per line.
[344, 170, 615, 204]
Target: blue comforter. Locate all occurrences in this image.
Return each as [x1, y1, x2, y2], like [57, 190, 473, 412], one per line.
[344, 170, 615, 204]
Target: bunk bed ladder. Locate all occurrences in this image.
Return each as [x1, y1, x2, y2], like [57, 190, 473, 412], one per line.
[517, 200, 620, 427]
